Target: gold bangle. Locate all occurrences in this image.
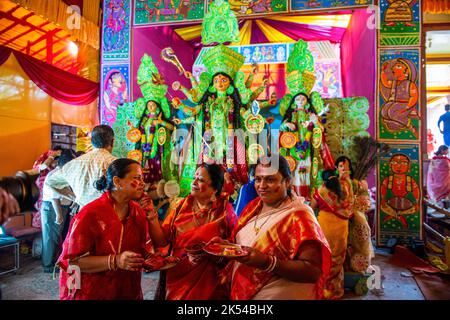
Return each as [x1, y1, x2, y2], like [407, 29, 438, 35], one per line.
[108, 254, 112, 271]
[261, 255, 275, 272]
[267, 256, 278, 273]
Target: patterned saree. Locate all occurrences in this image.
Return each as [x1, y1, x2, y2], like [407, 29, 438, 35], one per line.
[227, 197, 331, 300]
[161, 194, 237, 300]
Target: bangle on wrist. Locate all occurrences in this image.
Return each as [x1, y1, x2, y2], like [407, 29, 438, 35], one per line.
[112, 254, 118, 271]
[107, 254, 112, 271]
[261, 255, 277, 273]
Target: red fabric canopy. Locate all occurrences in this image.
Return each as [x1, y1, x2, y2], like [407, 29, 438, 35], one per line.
[0, 46, 99, 105]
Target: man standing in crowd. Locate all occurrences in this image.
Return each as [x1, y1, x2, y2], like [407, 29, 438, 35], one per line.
[438, 104, 450, 146]
[46, 125, 117, 209]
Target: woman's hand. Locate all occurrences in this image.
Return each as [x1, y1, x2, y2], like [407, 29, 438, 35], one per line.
[139, 193, 155, 213]
[117, 251, 144, 271]
[234, 247, 269, 269]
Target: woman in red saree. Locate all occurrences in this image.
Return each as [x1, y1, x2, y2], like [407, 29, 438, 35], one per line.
[427, 145, 450, 203]
[149, 164, 237, 300]
[216, 155, 331, 300]
[311, 169, 352, 299]
[57, 158, 154, 300]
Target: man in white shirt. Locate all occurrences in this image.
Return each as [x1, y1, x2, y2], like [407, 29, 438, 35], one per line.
[46, 125, 117, 209]
[41, 150, 75, 273]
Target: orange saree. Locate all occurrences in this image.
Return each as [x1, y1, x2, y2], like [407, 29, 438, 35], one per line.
[161, 194, 237, 300]
[227, 197, 331, 300]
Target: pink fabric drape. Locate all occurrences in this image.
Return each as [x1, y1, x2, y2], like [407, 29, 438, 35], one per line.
[427, 157, 450, 202]
[0, 45, 99, 105]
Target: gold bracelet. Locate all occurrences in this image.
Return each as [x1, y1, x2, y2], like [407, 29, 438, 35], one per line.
[261, 255, 275, 272]
[267, 256, 278, 273]
[107, 254, 112, 271]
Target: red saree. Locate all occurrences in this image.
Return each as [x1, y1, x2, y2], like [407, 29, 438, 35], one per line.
[228, 197, 331, 300]
[57, 192, 150, 300]
[161, 194, 237, 300]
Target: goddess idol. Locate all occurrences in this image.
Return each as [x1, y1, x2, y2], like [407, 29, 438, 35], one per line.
[165, 0, 267, 195]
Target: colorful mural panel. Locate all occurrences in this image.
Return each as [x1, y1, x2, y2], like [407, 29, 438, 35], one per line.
[101, 64, 130, 126]
[378, 48, 420, 141]
[194, 43, 342, 98]
[379, 0, 420, 46]
[209, 0, 287, 15]
[378, 144, 422, 245]
[291, 0, 373, 11]
[134, 0, 205, 25]
[102, 0, 131, 60]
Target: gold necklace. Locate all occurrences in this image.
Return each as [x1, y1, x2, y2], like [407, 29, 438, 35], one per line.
[253, 196, 288, 234]
[193, 200, 212, 226]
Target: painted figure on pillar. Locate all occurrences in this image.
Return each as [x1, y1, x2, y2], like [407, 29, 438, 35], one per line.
[384, 0, 416, 27]
[104, 0, 128, 52]
[167, 0, 266, 195]
[279, 39, 334, 199]
[103, 70, 128, 125]
[380, 58, 419, 139]
[380, 153, 420, 229]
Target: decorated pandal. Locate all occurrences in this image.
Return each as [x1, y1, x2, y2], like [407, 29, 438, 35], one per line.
[112, 0, 370, 202]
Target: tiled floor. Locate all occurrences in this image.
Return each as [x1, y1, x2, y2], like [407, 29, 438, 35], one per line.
[0, 250, 424, 300]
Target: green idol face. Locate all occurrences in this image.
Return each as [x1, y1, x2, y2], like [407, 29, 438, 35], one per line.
[213, 74, 231, 93]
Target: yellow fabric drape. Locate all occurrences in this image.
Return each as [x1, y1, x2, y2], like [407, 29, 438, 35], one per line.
[0, 54, 51, 175]
[174, 24, 203, 41]
[231, 20, 252, 46]
[254, 20, 295, 43]
[424, 0, 450, 14]
[12, 0, 99, 49]
[82, 0, 101, 25]
[52, 99, 99, 129]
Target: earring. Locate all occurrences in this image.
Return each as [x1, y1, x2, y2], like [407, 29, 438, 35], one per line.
[226, 86, 234, 95]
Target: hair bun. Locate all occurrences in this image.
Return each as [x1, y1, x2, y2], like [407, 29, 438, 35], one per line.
[94, 175, 108, 191]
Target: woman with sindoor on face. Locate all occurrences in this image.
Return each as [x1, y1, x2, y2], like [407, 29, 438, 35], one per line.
[215, 154, 331, 300]
[57, 158, 156, 300]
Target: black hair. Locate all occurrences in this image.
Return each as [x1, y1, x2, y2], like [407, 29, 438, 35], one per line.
[94, 158, 139, 192]
[335, 155, 354, 179]
[322, 169, 344, 200]
[435, 145, 449, 156]
[445, 104, 450, 111]
[91, 125, 115, 149]
[282, 93, 316, 124]
[197, 73, 244, 130]
[200, 163, 224, 196]
[57, 149, 75, 167]
[252, 154, 292, 196]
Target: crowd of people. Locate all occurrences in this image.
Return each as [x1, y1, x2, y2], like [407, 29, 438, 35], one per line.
[0, 123, 381, 300]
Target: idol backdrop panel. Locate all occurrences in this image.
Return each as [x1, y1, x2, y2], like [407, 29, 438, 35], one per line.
[377, 143, 422, 246]
[102, 0, 132, 61]
[208, 0, 288, 16]
[377, 48, 420, 142]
